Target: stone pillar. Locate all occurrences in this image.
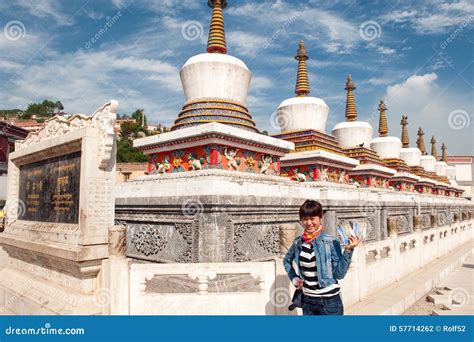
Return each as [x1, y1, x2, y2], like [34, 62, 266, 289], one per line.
[323, 210, 337, 237]
[108, 225, 131, 315]
[430, 213, 438, 228]
[387, 216, 398, 237]
[462, 211, 468, 221]
[199, 212, 228, 262]
[279, 224, 296, 257]
[453, 212, 460, 223]
[109, 225, 126, 258]
[413, 215, 422, 231]
[380, 209, 388, 240]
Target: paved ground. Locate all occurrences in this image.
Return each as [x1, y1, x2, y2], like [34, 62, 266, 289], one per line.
[403, 255, 474, 315]
[346, 240, 473, 315]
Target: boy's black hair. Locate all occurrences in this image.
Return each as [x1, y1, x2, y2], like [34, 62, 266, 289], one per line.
[299, 200, 324, 219]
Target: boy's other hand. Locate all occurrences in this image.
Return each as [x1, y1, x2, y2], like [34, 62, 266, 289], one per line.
[346, 235, 362, 251]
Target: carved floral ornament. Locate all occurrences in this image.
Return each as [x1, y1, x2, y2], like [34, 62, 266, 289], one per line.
[17, 100, 118, 170]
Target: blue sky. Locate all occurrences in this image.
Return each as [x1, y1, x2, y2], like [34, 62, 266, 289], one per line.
[0, 0, 472, 154]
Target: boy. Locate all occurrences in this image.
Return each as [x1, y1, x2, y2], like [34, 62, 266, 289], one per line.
[283, 200, 361, 315]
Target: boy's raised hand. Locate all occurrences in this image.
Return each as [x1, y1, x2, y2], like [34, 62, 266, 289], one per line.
[346, 235, 362, 251]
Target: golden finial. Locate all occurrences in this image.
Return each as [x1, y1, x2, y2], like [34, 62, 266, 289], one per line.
[441, 143, 447, 162]
[344, 74, 357, 122]
[294, 40, 310, 96]
[207, 0, 227, 54]
[400, 114, 409, 147]
[417, 127, 426, 154]
[431, 136, 438, 159]
[378, 99, 388, 137]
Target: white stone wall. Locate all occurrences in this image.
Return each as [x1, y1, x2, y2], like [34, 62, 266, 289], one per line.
[115, 220, 473, 315]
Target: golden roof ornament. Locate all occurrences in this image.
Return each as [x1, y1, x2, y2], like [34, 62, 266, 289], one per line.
[400, 114, 409, 147]
[417, 127, 426, 154]
[344, 74, 358, 122]
[441, 143, 447, 162]
[430, 136, 438, 159]
[294, 40, 310, 96]
[207, 0, 227, 54]
[378, 99, 388, 137]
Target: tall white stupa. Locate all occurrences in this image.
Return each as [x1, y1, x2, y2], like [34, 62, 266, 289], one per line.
[399, 115, 422, 168]
[370, 102, 419, 191]
[272, 41, 359, 183]
[331, 76, 395, 188]
[134, 0, 293, 175]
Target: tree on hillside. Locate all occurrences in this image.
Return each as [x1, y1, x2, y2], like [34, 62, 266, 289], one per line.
[21, 99, 64, 119]
[131, 109, 146, 127]
[116, 137, 148, 163]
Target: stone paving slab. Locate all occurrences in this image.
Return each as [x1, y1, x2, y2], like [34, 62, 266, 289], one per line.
[346, 240, 473, 315]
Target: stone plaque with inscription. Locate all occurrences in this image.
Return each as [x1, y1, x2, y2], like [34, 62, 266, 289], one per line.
[19, 151, 81, 223]
[0, 100, 117, 315]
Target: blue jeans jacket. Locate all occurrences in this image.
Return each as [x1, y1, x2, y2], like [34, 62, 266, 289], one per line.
[283, 231, 353, 288]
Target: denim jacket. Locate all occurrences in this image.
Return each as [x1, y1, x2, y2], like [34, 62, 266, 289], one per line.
[283, 231, 353, 288]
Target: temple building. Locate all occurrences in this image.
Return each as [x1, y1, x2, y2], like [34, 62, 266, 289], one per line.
[0, 0, 471, 317]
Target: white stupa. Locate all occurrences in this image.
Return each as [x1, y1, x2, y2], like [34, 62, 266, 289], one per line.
[332, 75, 373, 148]
[172, 0, 258, 133]
[276, 41, 329, 133]
[370, 100, 402, 159]
[417, 128, 436, 172]
[433, 138, 448, 177]
[399, 115, 422, 167]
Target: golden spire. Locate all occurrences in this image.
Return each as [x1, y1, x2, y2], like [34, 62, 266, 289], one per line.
[441, 143, 447, 162]
[417, 127, 426, 154]
[431, 136, 438, 159]
[378, 99, 388, 137]
[207, 0, 227, 54]
[344, 74, 358, 122]
[400, 114, 409, 147]
[294, 40, 310, 96]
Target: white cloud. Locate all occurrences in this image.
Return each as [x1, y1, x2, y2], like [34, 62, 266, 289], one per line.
[0, 48, 182, 124]
[377, 46, 395, 55]
[226, 1, 360, 54]
[380, 1, 474, 34]
[15, 0, 72, 26]
[250, 75, 273, 90]
[382, 73, 473, 154]
[227, 31, 267, 57]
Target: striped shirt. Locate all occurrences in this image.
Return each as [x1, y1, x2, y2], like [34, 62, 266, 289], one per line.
[299, 241, 341, 297]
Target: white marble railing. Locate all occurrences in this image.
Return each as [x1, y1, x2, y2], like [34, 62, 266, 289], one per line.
[340, 220, 473, 308]
[107, 220, 472, 315]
